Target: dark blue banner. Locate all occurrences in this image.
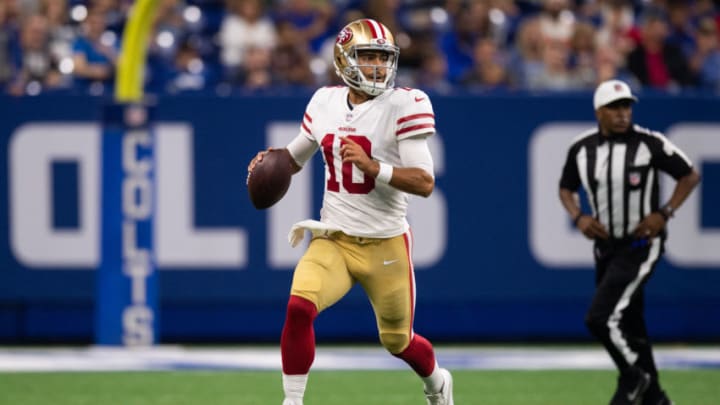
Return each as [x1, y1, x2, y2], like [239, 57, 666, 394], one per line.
[0, 93, 718, 342]
[96, 103, 158, 346]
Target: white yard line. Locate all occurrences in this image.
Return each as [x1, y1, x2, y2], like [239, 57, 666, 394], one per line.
[0, 346, 718, 372]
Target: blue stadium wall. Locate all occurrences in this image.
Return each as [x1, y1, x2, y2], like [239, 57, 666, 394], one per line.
[1, 93, 718, 343]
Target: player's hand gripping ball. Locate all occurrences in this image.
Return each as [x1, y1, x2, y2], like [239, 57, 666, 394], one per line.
[247, 149, 293, 209]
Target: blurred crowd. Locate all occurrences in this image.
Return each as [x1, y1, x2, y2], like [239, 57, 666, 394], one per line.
[1, 0, 719, 97]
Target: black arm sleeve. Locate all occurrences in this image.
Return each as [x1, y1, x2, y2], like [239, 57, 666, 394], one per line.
[559, 143, 581, 191]
[647, 134, 693, 179]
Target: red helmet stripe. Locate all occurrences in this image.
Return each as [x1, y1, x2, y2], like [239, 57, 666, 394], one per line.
[376, 21, 386, 38]
[363, 18, 386, 39]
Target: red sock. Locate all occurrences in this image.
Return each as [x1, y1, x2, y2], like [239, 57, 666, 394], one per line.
[281, 295, 318, 374]
[393, 334, 437, 377]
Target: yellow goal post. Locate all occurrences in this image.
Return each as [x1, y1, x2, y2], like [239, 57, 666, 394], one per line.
[114, 0, 159, 102]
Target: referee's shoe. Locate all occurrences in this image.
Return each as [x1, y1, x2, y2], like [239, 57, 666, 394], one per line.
[643, 389, 674, 405]
[610, 366, 651, 405]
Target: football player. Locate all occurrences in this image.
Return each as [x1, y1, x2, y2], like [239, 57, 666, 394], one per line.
[248, 18, 454, 405]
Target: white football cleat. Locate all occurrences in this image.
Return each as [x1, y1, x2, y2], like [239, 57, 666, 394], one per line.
[425, 368, 454, 405]
[282, 398, 303, 405]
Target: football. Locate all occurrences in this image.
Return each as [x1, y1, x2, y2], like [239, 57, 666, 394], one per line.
[247, 149, 294, 209]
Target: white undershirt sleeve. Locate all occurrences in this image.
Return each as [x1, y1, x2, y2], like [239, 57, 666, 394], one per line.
[398, 135, 434, 178]
[286, 133, 319, 167]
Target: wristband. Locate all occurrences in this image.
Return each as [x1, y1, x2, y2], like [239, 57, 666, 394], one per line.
[375, 162, 393, 184]
[573, 213, 584, 226]
[658, 204, 674, 221]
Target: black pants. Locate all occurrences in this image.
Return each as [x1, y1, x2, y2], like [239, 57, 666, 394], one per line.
[585, 237, 664, 378]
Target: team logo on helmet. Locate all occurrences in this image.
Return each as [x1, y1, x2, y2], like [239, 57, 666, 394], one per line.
[614, 84, 623, 92]
[337, 27, 353, 45]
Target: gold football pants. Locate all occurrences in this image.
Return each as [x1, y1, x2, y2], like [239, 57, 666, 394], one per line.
[290, 231, 416, 354]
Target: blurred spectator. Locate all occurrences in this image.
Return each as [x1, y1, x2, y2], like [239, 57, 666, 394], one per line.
[537, 0, 575, 42]
[488, 0, 522, 46]
[443, 0, 464, 18]
[235, 45, 274, 91]
[361, 0, 431, 70]
[145, 0, 195, 92]
[0, 0, 18, 86]
[476, 60, 508, 90]
[363, 0, 403, 37]
[8, 14, 65, 95]
[151, 0, 188, 58]
[90, 0, 126, 33]
[460, 36, 509, 90]
[506, 17, 544, 88]
[413, 48, 453, 94]
[595, 43, 635, 86]
[219, 0, 276, 74]
[273, 0, 335, 54]
[72, 7, 118, 94]
[626, 11, 695, 90]
[693, 0, 720, 21]
[2, 0, 718, 95]
[4, 0, 23, 20]
[165, 37, 216, 93]
[666, 0, 696, 57]
[569, 21, 597, 88]
[527, 36, 584, 91]
[271, 20, 314, 88]
[595, 0, 635, 57]
[18, 0, 40, 14]
[40, 0, 75, 62]
[689, 16, 720, 92]
[439, 0, 492, 83]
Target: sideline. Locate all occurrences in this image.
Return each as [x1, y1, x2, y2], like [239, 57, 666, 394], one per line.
[0, 345, 718, 372]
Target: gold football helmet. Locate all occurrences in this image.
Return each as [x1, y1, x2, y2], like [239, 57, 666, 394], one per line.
[333, 18, 399, 96]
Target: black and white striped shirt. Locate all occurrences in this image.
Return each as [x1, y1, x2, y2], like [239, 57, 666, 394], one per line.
[560, 124, 694, 240]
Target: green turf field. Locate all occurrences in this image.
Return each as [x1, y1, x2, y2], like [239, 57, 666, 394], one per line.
[1, 369, 719, 405]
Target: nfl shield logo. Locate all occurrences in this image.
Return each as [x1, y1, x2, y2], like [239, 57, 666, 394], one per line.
[345, 112, 353, 122]
[628, 172, 641, 186]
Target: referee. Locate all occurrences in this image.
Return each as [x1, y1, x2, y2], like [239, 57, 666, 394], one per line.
[559, 79, 700, 405]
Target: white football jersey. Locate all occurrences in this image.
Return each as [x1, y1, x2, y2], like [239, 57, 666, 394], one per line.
[298, 86, 435, 238]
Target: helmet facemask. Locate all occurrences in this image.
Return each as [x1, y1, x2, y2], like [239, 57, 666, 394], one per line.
[333, 19, 400, 97]
[337, 45, 399, 96]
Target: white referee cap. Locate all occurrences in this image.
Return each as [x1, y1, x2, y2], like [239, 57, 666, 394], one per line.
[593, 79, 638, 110]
